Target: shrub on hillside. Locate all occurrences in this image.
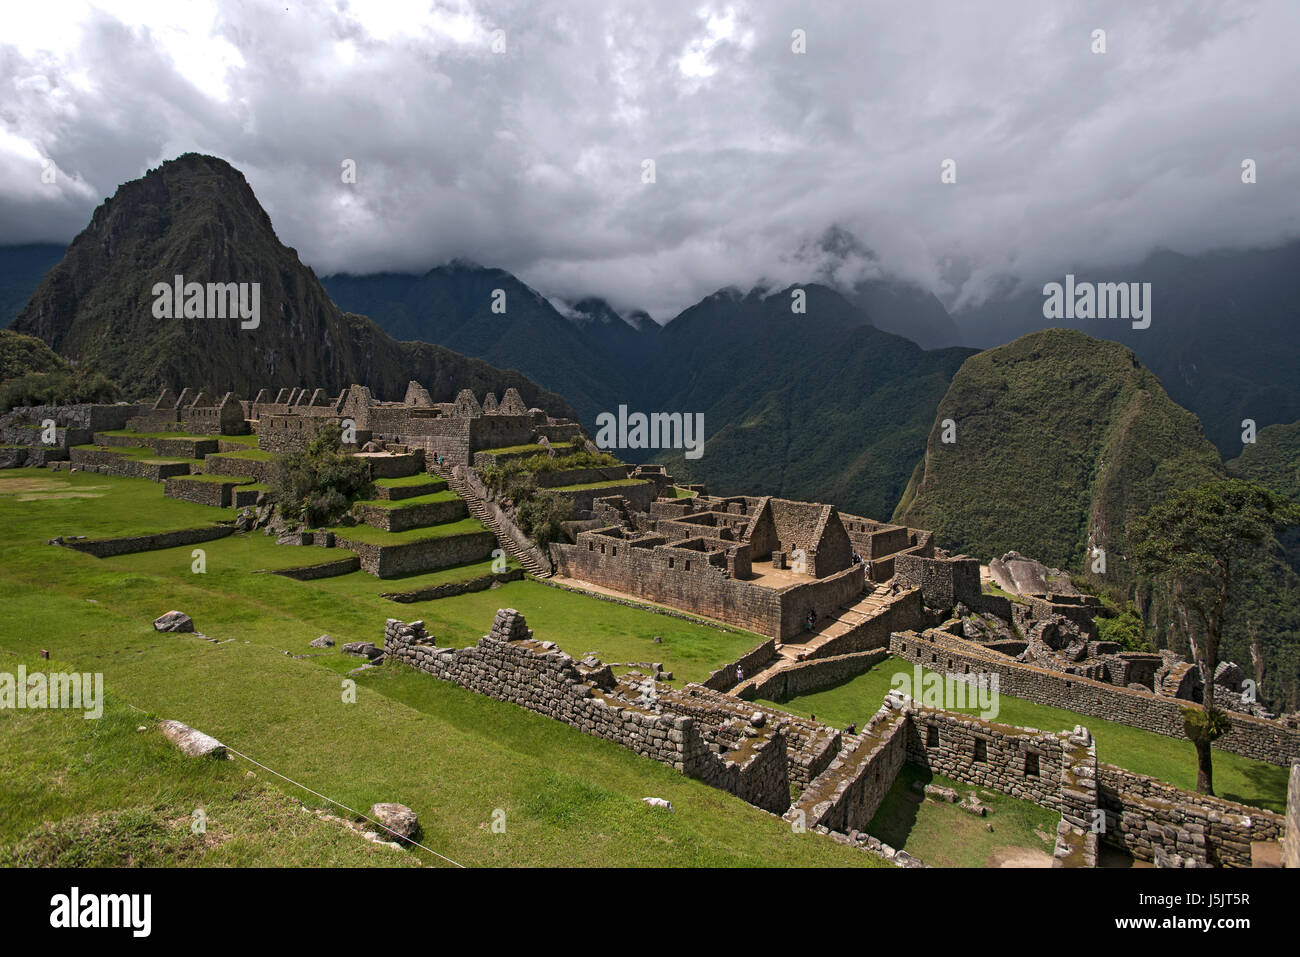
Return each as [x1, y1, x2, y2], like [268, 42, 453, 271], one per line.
[0, 370, 121, 411]
[515, 489, 572, 546]
[267, 423, 373, 527]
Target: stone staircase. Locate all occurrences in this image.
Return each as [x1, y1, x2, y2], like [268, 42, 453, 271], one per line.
[731, 586, 896, 698]
[444, 471, 551, 578]
[778, 586, 894, 661]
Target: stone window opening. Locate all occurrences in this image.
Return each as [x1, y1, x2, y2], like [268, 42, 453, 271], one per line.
[685, 560, 691, 571]
[926, 724, 939, 748]
[668, 557, 675, 569]
[974, 738, 987, 762]
[1024, 751, 1040, 777]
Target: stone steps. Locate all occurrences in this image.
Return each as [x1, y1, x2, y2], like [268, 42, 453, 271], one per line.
[445, 473, 551, 578]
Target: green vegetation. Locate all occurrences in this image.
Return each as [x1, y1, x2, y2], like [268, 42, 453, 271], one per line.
[866, 764, 1059, 868]
[515, 489, 573, 546]
[0, 329, 121, 411]
[355, 489, 460, 509]
[374, 474, 448, 490]
[1131, 480, 1300, 794]
[895, 330, 1224, 577]
[758, 654, 1288, 811]
[73, 444, 193, 465]
[1095, 604, 1151, 651]
[549, 478, 649, 492]
[481, 441, 574, 457]
[168, 473, 254, 485]
[328, 516, 489, 545]
[0, 467, 871, 866]
[266, 424, 371, 526]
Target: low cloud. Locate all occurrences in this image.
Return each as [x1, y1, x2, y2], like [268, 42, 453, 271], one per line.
[2, 0, 1297, 320]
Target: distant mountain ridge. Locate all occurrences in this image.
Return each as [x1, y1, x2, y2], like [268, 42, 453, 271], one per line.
[954, 243, 1300, 457]
[7, 155, 575, 417]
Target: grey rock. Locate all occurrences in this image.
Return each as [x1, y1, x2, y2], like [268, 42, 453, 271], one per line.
[369, 802, 419, 841]
[153, 610, 194, 633]
[158, 719, 226, 758]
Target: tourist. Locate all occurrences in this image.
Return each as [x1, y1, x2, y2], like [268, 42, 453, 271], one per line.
[851, 551, 861, 565]
[736, 665, 744, 682]
[846, 722, 857, 735]
[806, 609, 816, 632]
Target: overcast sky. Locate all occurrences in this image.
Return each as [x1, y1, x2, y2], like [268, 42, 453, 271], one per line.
[2, 0, 1297, 319]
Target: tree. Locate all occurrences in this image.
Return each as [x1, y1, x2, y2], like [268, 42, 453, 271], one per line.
[1130, 480, 1300, 794]
[267, 421, 373, 527]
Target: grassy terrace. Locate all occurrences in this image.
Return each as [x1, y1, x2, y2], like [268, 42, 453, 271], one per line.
[759, 655, 1290, 812]
[866, 764, 1060, 868]
[168, 473, 255, 485]
[74, 444, 193, 465]
[205, 448, 279, 461]
[0, 468, 871, 866]
[373, 474, 447, 490]
[483, 442, 574, 456]
[327, 516, 489, 544]
[355, 489, 461, 509]
[98, 430, 257, 447]
[551, 479, 649, 492]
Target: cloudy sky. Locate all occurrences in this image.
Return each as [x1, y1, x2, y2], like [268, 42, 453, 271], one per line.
[2, 0, 1297, 319]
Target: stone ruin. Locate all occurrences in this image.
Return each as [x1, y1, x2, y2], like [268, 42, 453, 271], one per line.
[383, 608, 1296, 869]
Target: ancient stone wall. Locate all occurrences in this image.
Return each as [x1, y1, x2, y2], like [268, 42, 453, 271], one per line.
[744, 649, 891, 703]
[890, 629, 1300, 766]
[554, 533, 783, 636]
[702, 639, 779, 691]
[382, 612, 790, 812]
[59, 525, 234, 558]
[1096, 764, 1285, 867]
[164, 476, 252, 507]
[786, 703, 910, 834]
[353, 497, 467, 532]
[378, 568, 525, 602]
[894, 553, 987, 610]
[335, 528, 496, 578]
[904, 703, 1068, 810]
[68, 448, 194, 482]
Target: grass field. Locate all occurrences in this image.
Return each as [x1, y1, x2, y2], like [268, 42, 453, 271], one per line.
[0, 468, 871, 867]
[355, 489, 461, 509]
[866, 765, 1060, 868]
[758, 656, 1289, 812]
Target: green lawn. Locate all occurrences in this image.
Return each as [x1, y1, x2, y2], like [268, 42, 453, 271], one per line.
[74, 444, 194, 465]
[1, 468, 863, 867]
[373, 474, 447, 490]
[355, 490, 461, 509]
[328, 516, 489, 545]
[482, 442, 573, 456]
[168, 473, 255, 485]
[550, 479, 649, 492]
[759, 655, 1289, 812]
[206, 448, 279, 462]
[866, 764, 1059, 868]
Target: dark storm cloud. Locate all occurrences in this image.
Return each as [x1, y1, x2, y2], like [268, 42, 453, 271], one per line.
[2, 0, 1297, 320]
